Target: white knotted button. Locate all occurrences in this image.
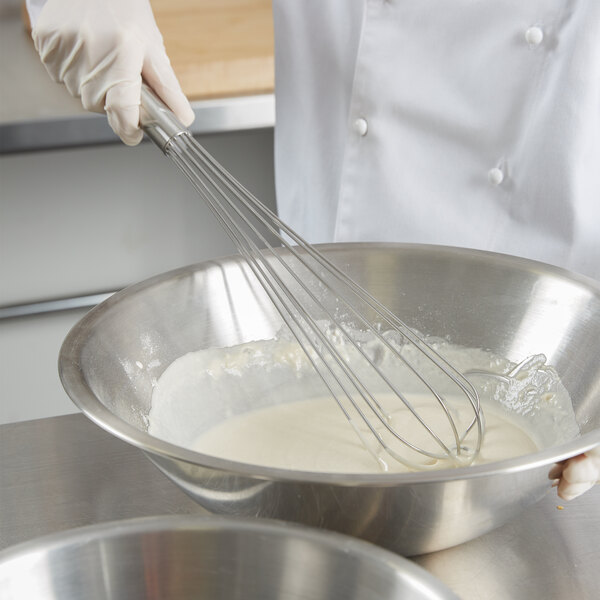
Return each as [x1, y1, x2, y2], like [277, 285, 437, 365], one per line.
[525, 26, 544, 46]
[488, 167, 504, 186]
[354, 118, 368, 136]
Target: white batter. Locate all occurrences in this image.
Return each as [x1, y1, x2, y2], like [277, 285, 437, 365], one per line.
[188, 395, 538, 473]
[148, 327, 579, 473]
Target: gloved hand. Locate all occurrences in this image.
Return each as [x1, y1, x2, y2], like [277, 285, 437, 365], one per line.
[31, 0, 195, 145]
[549, 446, 600, 501]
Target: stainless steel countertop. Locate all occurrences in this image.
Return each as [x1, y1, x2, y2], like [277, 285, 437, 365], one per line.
[1, 414, 598, 598]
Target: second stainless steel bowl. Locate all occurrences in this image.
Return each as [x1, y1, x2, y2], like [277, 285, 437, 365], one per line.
[0, 516, 457, 599]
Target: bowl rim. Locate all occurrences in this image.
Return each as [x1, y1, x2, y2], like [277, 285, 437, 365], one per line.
[0, 514, 458, 598]
[58, 242, 600, 487]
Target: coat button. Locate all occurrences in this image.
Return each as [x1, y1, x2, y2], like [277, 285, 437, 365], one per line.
[488, 167, 504, 186]
[354, 118, 368, 136]
[525, 26, 544, 46]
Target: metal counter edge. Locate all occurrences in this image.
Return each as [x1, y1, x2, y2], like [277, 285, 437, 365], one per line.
[0, 94, 275, 154]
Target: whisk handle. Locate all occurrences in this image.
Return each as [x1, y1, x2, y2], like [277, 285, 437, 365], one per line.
[139, 84, 188, 153]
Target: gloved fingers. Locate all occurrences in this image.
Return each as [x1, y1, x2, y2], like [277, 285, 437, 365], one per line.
[552, 450, 600, 501]
[143, 47, 195, 127]
[31, 0, 189, 144]
[104, 77, 144, 146]
[548, 461, 565, 481]
[75, 38, 145, 144]
[33, 25, 83, 96]
[557, 479, 595, 502]
[585, 445, 600, 459]
[78, 32, 145, 111]
[103, 42, 193, 145]
[31, 4, 69, 76]
[561, 453, 600, 484]
[32, 27, 63, 81]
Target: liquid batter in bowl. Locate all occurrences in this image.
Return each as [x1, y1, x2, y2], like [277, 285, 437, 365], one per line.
[148, 328, 579, 473]
[188, 395, 539, 473]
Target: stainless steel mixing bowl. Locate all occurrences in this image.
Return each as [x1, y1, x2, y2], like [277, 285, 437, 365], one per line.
[59, 243, 600, 556]
[0, 516, 456, 599]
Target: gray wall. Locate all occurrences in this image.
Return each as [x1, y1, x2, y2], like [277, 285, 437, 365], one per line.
[0, 129, 277, 423]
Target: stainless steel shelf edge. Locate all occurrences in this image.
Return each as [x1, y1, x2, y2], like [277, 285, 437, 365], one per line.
[0, 94, 275, 154]
[0, 292, 115, 320]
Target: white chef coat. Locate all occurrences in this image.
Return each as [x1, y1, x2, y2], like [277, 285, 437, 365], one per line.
[272, 0, 600, 281]
[26, 0, 600, 280]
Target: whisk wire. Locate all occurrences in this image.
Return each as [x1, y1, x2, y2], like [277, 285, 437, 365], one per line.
[167, 132, 482, 465]
[169, 141, 457, 462]
[168, 145, 441, 464]
[183, 138, 482, 433]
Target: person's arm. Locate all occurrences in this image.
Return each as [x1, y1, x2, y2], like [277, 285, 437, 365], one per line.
[28, 0, 194, 145]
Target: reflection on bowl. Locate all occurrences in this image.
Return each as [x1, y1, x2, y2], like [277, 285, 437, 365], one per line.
[0, 516, 457, 599]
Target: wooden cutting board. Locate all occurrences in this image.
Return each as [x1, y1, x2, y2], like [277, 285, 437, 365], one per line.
[23, 0, 275, 101]
[152, 0, 274, 100]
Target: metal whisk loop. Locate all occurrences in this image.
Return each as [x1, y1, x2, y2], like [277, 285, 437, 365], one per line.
[140, 86, 484, 469]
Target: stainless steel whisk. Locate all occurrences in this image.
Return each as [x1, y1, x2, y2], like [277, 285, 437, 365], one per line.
[140, 85, 484, 470]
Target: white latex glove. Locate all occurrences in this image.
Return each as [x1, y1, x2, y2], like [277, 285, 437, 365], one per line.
[31, 0, 194, 145]
[549, 446, 600, 501]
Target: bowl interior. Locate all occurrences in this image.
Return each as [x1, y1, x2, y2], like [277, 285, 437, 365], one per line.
[0, 517, 456, 599]
[60, 243, 600, 460]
